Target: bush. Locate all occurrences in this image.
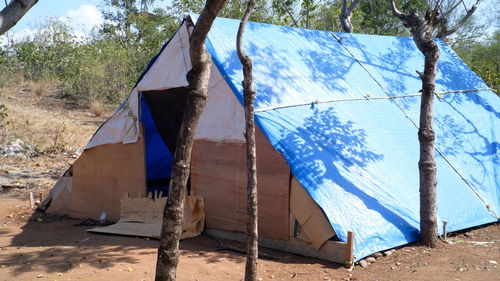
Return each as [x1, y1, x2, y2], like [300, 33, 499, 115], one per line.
[3, 16, 177, 108]
[455, 31, 500, 94]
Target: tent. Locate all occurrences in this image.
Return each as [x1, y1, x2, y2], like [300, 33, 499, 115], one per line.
[46, 14, 499, 263]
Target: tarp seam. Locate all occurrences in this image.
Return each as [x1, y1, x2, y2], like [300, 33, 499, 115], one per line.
[254, 88, 491, 113]
[330, 32, 497, 219]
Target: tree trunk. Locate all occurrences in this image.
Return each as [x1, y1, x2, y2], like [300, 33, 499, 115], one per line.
[339, 0, 361, 33]
[418, 41, 439, 247]
[236, 2, 258, 280]
[154, 1, 227, 281]
[389, 1, 440, 247]
[0, 0, 39, 36]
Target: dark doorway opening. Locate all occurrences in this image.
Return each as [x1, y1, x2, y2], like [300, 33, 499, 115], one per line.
[141, 87, 189, 197]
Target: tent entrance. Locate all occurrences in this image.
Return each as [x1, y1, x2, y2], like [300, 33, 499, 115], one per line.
[140, 87, 189, 197]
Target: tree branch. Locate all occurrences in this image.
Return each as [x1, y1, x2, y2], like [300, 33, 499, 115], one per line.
[444, 0, 481, 37]
[0, 0, 39, 36]
[441, 0, 463, 18]
[346, 0, 361, 14]
[339, 0, 361, 33]
[389, 0, 404, 18]
[281, 1, 299, 27]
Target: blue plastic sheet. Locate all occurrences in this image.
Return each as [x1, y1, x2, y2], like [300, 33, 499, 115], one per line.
[140, 96, 173, 195]
[201, 16, 499, 260]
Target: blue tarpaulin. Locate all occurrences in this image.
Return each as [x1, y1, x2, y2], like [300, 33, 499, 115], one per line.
[140, 95, 173, 196]
[201, 16, 499, 260]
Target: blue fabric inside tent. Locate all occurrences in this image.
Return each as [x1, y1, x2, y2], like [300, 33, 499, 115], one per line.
[140, 95, 173, 196]
[198, 16, 499, 260]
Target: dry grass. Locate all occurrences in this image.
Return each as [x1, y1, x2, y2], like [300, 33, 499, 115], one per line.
[89, 100, 106, 117]
[33, 81, 48, 96]
[1, 109, 91, 154]
[30, 78, 59, 97]
[0, 80, 109, 155]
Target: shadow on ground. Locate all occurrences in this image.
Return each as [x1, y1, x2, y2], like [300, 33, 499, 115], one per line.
[1, 218, 341, 276]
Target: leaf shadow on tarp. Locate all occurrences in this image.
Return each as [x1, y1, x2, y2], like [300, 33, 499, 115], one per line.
[336, 33, 499, 197]
[436, 48, 500, 119]
[434, 93, 499, 193]
[261, 105, 420, 244]
[214, 22, 372, 110]
[211, 22, 421, 245]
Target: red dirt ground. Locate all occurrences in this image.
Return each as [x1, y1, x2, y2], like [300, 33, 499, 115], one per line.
[1, 191, 499, 281]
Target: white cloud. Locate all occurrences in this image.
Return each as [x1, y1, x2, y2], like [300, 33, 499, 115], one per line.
[62, 4, 103, 35]
[0, 4, 104, 46]
[1, 27, 39, 46]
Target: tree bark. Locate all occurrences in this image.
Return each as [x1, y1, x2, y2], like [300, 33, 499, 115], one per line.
[154, 1, 227, 281]
[0, 0, 39, 36]
[236, 1, 258, 280]
[389, 0, 440, 248]
[339, 0, 361, 33]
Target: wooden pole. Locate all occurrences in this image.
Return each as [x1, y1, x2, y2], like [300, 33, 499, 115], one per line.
[345, 231, 354, 268]
[29, 192, 34, 209]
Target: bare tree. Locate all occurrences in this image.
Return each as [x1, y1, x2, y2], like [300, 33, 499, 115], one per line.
[434, 0, 482, 40]
[339, 0, 361, 33]
[236, 1, 258, 280]
[389, 0, 440, 247]
[0, 0, 39, 36]
[154, 1, 227, 280]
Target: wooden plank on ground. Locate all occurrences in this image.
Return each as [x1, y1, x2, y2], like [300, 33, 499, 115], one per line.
[88, 195, 204, 239]
[205, 228, 349, 264]
[191, 129, 290, 240]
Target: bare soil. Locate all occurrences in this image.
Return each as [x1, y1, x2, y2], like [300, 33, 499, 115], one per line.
[1, 82, 499, 281]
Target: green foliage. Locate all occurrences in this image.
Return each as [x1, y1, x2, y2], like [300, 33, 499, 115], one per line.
[271, 0, 322, 28]
[1, 3, 178, 108]
[0, 0, 496, 108]
[0, 46, 16, 87]
[172, 0, 273, 23]
[356, 0, 430, 35]
[455, 31, 500, 94]
[12, 19, 80, 80]
[269, 0, 429, 34]
[100, 0, 177, 48]
[57, 38, 138, 105]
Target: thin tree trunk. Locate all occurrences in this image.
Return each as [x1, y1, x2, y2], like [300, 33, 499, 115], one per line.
[236, 2, 258, 280]
[305, 0, 310, 29]
[0, 0, 39, 36]
[154, 1, 227, 281]
[389, 0, 440, 247]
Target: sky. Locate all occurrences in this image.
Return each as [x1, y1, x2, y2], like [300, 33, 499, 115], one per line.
[0, 0, 498, 45]
[1, 0, 104, 44]
[8, 1, 103, 32]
